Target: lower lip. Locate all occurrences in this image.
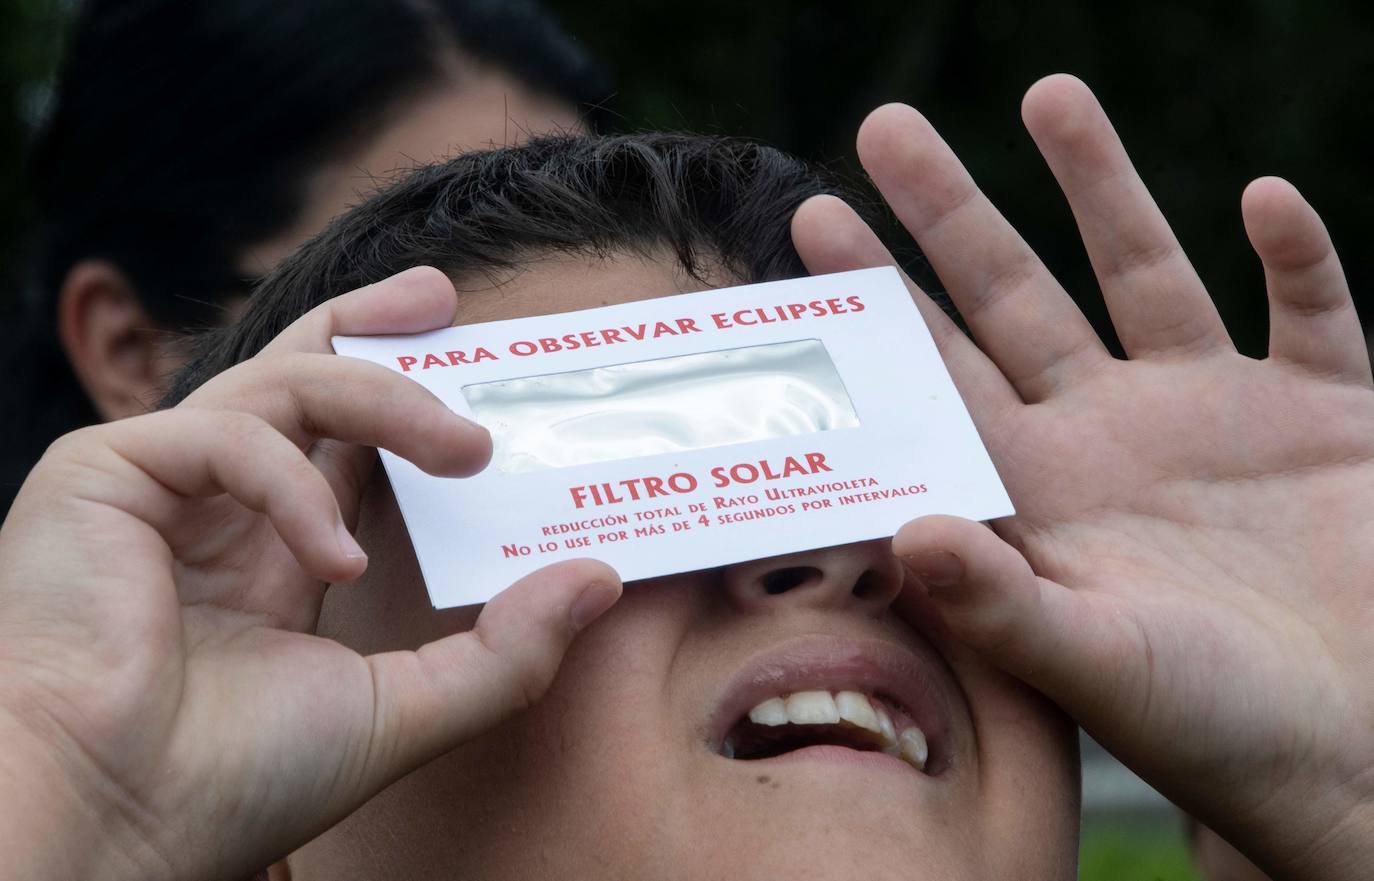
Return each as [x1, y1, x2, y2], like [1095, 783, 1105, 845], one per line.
[735, 744, 920, 774]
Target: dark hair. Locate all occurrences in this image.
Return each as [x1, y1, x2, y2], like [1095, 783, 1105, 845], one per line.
[3, 0, 607, 507]
[164, 132, 873, 404]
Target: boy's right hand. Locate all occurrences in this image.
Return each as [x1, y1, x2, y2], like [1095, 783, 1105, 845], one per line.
[0, 267, 622, 881]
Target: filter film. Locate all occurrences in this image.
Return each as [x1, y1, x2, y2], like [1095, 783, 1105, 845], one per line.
[463, 339, 859, 472]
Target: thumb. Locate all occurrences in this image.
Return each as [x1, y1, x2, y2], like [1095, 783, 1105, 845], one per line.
[357, 558, 622, 788]
[893, 515, 1132, 715]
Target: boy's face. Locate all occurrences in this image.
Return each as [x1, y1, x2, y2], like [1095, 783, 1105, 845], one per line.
[288, 256, 1080, 880]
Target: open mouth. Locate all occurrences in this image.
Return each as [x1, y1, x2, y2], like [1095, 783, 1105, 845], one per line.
[707, 636, 955, 778]
[720, 688, 930, 772]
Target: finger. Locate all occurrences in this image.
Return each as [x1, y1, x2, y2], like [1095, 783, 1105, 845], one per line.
[261, 265, 460, 356]
[184, 352, 492, 477]
[790, 195, 1021, 414]
[1242, 176, 1369, 384]
[857, 103, 1109, 402]
[892, 515, 1136, 720]
[357, 559, 622, 786]
[92, 410, 368, 584]
[307, 439, 376, 530]
[791, 195, 956, 334]
[1021, 75, 1232, 358]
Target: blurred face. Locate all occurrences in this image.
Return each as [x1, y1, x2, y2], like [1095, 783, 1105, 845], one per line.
[64, 62, 581, 424]
[289, 256, 1080, 880]
[240, 60, 580, 274]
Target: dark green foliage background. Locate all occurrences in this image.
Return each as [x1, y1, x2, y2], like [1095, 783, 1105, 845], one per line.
[545, 0, 1374, 357]
[0, 3, 1362, 876]
[3, 0, 1371, 358]
[0, 0, 61, 308]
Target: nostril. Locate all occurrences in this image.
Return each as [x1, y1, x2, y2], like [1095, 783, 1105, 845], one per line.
[762, 566, 822, 595]
[851, 570, 885, 600]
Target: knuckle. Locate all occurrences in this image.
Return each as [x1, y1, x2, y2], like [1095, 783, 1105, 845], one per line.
[966, 255, 1043, 319]
[204, 407, 269, 444]
[184, 355, 264, 401]
[41, 413, 174, 467]
[42, 424, 104, 461]
[204, 411, 273, 464]
[281, 453, 329, 499]
[1278, 288, 1350, 319]
[470, 626, 551, 715]
[1105, 240, 1183, 282]
[188, 352, 299, 409]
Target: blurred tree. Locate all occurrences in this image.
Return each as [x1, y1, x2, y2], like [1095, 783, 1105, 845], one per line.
[0, 0, 1363, 873]
[545, 0, 1374, 356]
[2, 0, 1371, 357]
[0, 0, 63, 301]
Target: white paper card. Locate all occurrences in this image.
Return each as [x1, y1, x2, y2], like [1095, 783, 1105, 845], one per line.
[333, 267, 1013, 608]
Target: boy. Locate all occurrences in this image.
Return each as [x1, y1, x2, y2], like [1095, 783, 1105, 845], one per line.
[2, 76, 1369, 880]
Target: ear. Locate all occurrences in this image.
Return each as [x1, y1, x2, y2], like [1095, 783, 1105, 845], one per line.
[57, 260, 184, 421]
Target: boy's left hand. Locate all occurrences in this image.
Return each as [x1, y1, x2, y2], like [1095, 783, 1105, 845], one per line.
[792, 75, 1373, 881]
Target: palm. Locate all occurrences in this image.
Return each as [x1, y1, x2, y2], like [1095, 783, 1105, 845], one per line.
[0, 269, 613, 881]
[170, 493, 326, 627]
[999, 354, 1374, 577]
[991, 356, 1374, 787]
[0, 485, 369, 853]
[171, 611, 378, 843]
[791, 77, 1374, 875]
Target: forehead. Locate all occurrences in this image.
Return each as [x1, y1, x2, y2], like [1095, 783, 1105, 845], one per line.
[338, 252, 736, 640]
[447, 252, 728, 325]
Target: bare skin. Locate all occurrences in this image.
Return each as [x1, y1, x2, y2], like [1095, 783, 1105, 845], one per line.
[284, 256, 1078, 880]
[0, 268, 622, 881]
[61, 60, 580, 422]
[0, 75, 1370, 880]
[1195, 824, 1276, 881]
[790, 74, 1374, 881]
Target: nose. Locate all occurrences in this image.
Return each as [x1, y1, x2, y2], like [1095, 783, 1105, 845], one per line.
[720, 540, 903, 616]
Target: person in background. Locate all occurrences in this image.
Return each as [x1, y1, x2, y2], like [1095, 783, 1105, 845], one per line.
[1, 0, 606, 512]
[6, 75, 1368, 879]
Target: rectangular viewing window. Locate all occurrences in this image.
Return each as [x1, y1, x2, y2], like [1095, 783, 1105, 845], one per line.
[462, 339, 859, 472]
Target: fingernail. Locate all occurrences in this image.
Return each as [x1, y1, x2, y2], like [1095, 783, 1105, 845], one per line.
[336, 522, 367, 561]
[569, 581, 620, 632]
[906, 551, 963, 588]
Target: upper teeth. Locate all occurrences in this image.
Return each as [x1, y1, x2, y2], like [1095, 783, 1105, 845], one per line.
[744, 690, 928, 771]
